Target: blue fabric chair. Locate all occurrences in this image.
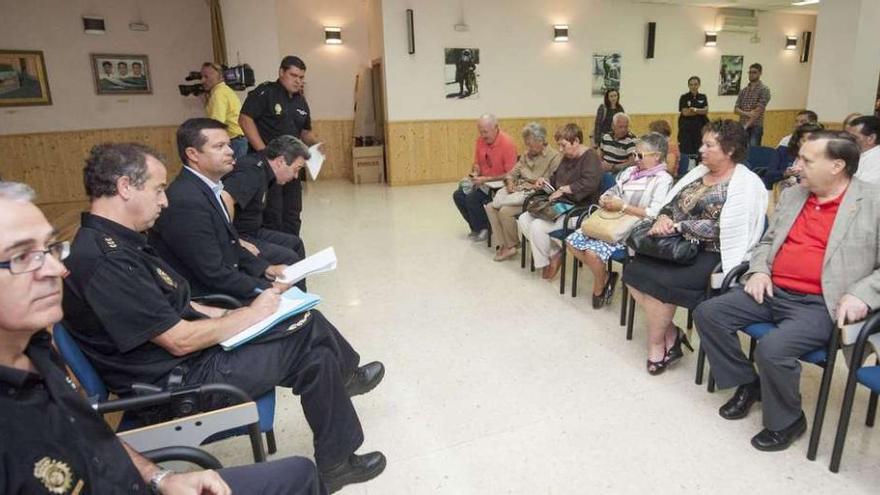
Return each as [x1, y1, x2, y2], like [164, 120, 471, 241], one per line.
[696, 263, 841, 462]
[829, 311, 880, 472]
[52, 322, 279, 454]
[745, 146, 778, 183]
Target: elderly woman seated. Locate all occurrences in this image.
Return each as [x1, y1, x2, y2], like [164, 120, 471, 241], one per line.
[517, 123, 603, 279]
[622, 120, 767, 375]
[566, 132, 673, 309]
[486, 122, 562, 261]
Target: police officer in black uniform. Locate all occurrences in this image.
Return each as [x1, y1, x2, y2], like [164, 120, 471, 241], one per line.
[0, 181, 327, 494]
[678, 75, 710, 157]
[59, 144, 387, 493]
[240, 56, 320, 237]
[221, 134, 308, 270]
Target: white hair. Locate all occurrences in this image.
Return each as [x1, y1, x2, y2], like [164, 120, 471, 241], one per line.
[478, 113, 498, 127]
[0, 181, 36, 202]
[612, 112, 630, 125]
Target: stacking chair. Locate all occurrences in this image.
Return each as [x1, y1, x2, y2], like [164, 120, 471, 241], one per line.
[829, 311, 880, 472]
[744, 146, 778, 182]
[53, 322, 278, 459]
[694, 262, 842, 461]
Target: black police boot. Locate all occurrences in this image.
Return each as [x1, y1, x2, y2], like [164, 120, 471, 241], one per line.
[321, 451, 387, 493]
[751, 412, 807, 452]
[345, 361, 385, 397]
[719, 379, 761, 420]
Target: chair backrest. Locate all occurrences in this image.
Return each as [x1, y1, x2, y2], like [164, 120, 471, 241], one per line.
[599, 172, 616, 194]
[746, 146, 778, 170]
[52, 322, 109, 401]
[775, 145, 794, 169]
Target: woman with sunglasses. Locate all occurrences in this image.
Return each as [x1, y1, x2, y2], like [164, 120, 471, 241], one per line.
[565, 133, 673, 309]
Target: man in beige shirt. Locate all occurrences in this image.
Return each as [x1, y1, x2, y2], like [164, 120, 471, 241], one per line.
[486, 122, 561, 261]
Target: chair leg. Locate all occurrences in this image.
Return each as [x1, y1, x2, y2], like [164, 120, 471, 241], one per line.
[520, 235, 526, 269]
[707, 372, 716, 393]
[625, 295, 635, 340]
[571, 253, 579, 298]
[830, 351, 862, 472]
[808, 334, 838, 461]
[265, 429, 277, 455]
[530, 254, 535, 272]
[686, 309, 694, 330]
[559, 248, 566, 295]
[619, 282, 628, 326]
[696, 345, 706, 385]
[867, 391, 878, 428]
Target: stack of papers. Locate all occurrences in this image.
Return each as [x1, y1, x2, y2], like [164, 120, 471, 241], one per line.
[277, 247, 337, 285]
[221, 287, 321, 350]
[306, 143, 325, 180]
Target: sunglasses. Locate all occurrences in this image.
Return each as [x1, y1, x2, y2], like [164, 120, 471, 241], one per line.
[634, 151, 660, 160]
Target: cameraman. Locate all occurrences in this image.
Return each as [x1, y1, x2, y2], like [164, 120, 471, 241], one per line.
[202, 62, 248, 159]
[239, 56, 322, 237]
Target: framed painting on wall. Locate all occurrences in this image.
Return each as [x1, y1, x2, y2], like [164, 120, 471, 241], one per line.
[444, 48, 479, 99]
[91, 53, 152, 95]
[0, 49, 52, 107]
[592, 52, 622, 96]
[718, 55, 743, 96]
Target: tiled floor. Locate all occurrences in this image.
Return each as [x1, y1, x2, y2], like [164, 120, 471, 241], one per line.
[207, 180, 880, 494]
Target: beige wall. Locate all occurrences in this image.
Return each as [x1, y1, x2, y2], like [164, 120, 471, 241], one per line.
[0, 0, 212, 135]
[380, 0, 816, 121]
[221, 0, 281, 85]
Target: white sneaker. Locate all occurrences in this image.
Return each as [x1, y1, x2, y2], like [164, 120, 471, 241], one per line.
[472, 229, 489, 242]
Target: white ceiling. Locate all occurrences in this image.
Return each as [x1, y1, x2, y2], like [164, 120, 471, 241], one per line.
[635, 0, 819, 13]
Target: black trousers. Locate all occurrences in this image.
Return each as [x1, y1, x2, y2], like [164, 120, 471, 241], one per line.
[452, 188, 491, 232]
[219, 456, 327, 494]
[242, 228, 307, 291]
[265, 180, 303, 236]
[184, 310, 363, 468]
[694, 286, 834, 430]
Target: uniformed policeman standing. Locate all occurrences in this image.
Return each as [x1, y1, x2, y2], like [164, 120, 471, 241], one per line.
[677, 76, 710, 158]
[59, 144, 387, 493]
[240, 56, 322, 237]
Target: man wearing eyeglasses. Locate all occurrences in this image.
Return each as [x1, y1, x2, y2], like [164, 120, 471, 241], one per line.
[58, 143, 387, 492]
[734, 63, 772, 148]
[0, 181, 329, 494]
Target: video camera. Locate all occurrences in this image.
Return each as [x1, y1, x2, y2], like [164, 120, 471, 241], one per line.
[178, 63, 255, 97]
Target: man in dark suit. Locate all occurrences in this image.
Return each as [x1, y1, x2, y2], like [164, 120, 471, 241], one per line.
[150, 118, 291, 301]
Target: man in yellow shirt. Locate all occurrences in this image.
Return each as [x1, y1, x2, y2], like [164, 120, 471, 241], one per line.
[201, 62, 248, 159]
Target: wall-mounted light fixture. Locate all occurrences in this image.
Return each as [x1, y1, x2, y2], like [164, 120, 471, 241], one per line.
[704, 31, 718, 47]
[324, 26, 342, 45]
[785, 35, 798, 50]
[553, 25, 569, 42]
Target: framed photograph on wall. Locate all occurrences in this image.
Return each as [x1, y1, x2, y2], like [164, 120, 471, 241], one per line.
[592, 52, 622, 96]
[444, 48, 479, 99]
[91, 53, 152, 95]
[718, 55, 743, 96]
[0, 49, 52, 107]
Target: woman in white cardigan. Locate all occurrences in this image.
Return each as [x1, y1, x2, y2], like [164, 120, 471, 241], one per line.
[623, 120, 767, 375]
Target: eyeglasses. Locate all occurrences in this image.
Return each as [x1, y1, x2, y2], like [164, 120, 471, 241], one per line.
[634, 151, 660, 160]
[0, 241, 70, 275]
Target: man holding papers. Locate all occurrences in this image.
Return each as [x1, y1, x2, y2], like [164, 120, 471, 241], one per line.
[221, 135, 308, 272]
[63, 142, 387, 492]
[151, 118, 299, 299]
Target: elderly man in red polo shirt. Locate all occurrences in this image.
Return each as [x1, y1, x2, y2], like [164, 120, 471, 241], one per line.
[694, 131, 880, 453]
[453, 113, 517, 242]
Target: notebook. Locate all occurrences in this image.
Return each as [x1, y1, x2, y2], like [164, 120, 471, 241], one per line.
[220, 287, 321, 350]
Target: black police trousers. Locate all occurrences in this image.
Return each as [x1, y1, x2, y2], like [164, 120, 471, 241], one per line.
[242, 228, 307, 291]
[183, 310, 364, 469]
[265, 179, 303, 236]
[219, 456, 327, 494]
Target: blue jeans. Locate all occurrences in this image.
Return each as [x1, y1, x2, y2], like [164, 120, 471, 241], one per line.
[746, 125, 764, 148]
[230, 135, 249, 160]
[452, 188, 491, 232]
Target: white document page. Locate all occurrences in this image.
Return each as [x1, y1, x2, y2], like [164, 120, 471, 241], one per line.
[277, 247, 337, 285]
[306, 143, 325, 180]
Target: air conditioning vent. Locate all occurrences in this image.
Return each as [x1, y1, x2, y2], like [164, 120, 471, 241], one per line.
[717, 8, 759, 34]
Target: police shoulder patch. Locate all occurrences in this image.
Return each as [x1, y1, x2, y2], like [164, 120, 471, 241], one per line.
[33, 457, 75, 494]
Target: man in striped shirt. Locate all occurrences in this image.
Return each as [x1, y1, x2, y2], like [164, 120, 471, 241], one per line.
[598, 113, 637, 173]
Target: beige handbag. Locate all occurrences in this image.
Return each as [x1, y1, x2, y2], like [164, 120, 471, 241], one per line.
[580, 207, 641, 243]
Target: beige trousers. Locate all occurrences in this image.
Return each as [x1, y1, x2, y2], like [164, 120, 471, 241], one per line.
[484, 203, 521, 248]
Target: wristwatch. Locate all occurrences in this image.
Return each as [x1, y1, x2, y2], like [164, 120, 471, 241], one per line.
[149, 468, 174, 494]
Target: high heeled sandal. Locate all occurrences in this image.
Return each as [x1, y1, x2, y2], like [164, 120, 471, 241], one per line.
[663, 326, 694, 367]
[647, 357, 668, 375]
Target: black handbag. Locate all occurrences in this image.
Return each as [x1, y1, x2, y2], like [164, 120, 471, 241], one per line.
[526, 191, 574, 222]
[625, 220, 701, 265]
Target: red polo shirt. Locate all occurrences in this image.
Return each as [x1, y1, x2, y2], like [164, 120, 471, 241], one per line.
[474, 131, 517, 177]
[771, 190, 846, 295]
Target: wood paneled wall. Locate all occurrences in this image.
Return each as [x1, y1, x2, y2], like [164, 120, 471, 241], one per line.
[385, 110, 805, 186]
[0, 120, 355, 205]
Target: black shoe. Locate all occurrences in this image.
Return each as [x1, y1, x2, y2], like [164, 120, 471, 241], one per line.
[751, 413, 807, 452]
[321, 451, 387, 493]
[345, 361, 385, 397]
[719, 380, 761, 420]
[662, 326, 694, 367]
[591, 293, 604, 309]
[602, 272, 619, 307]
